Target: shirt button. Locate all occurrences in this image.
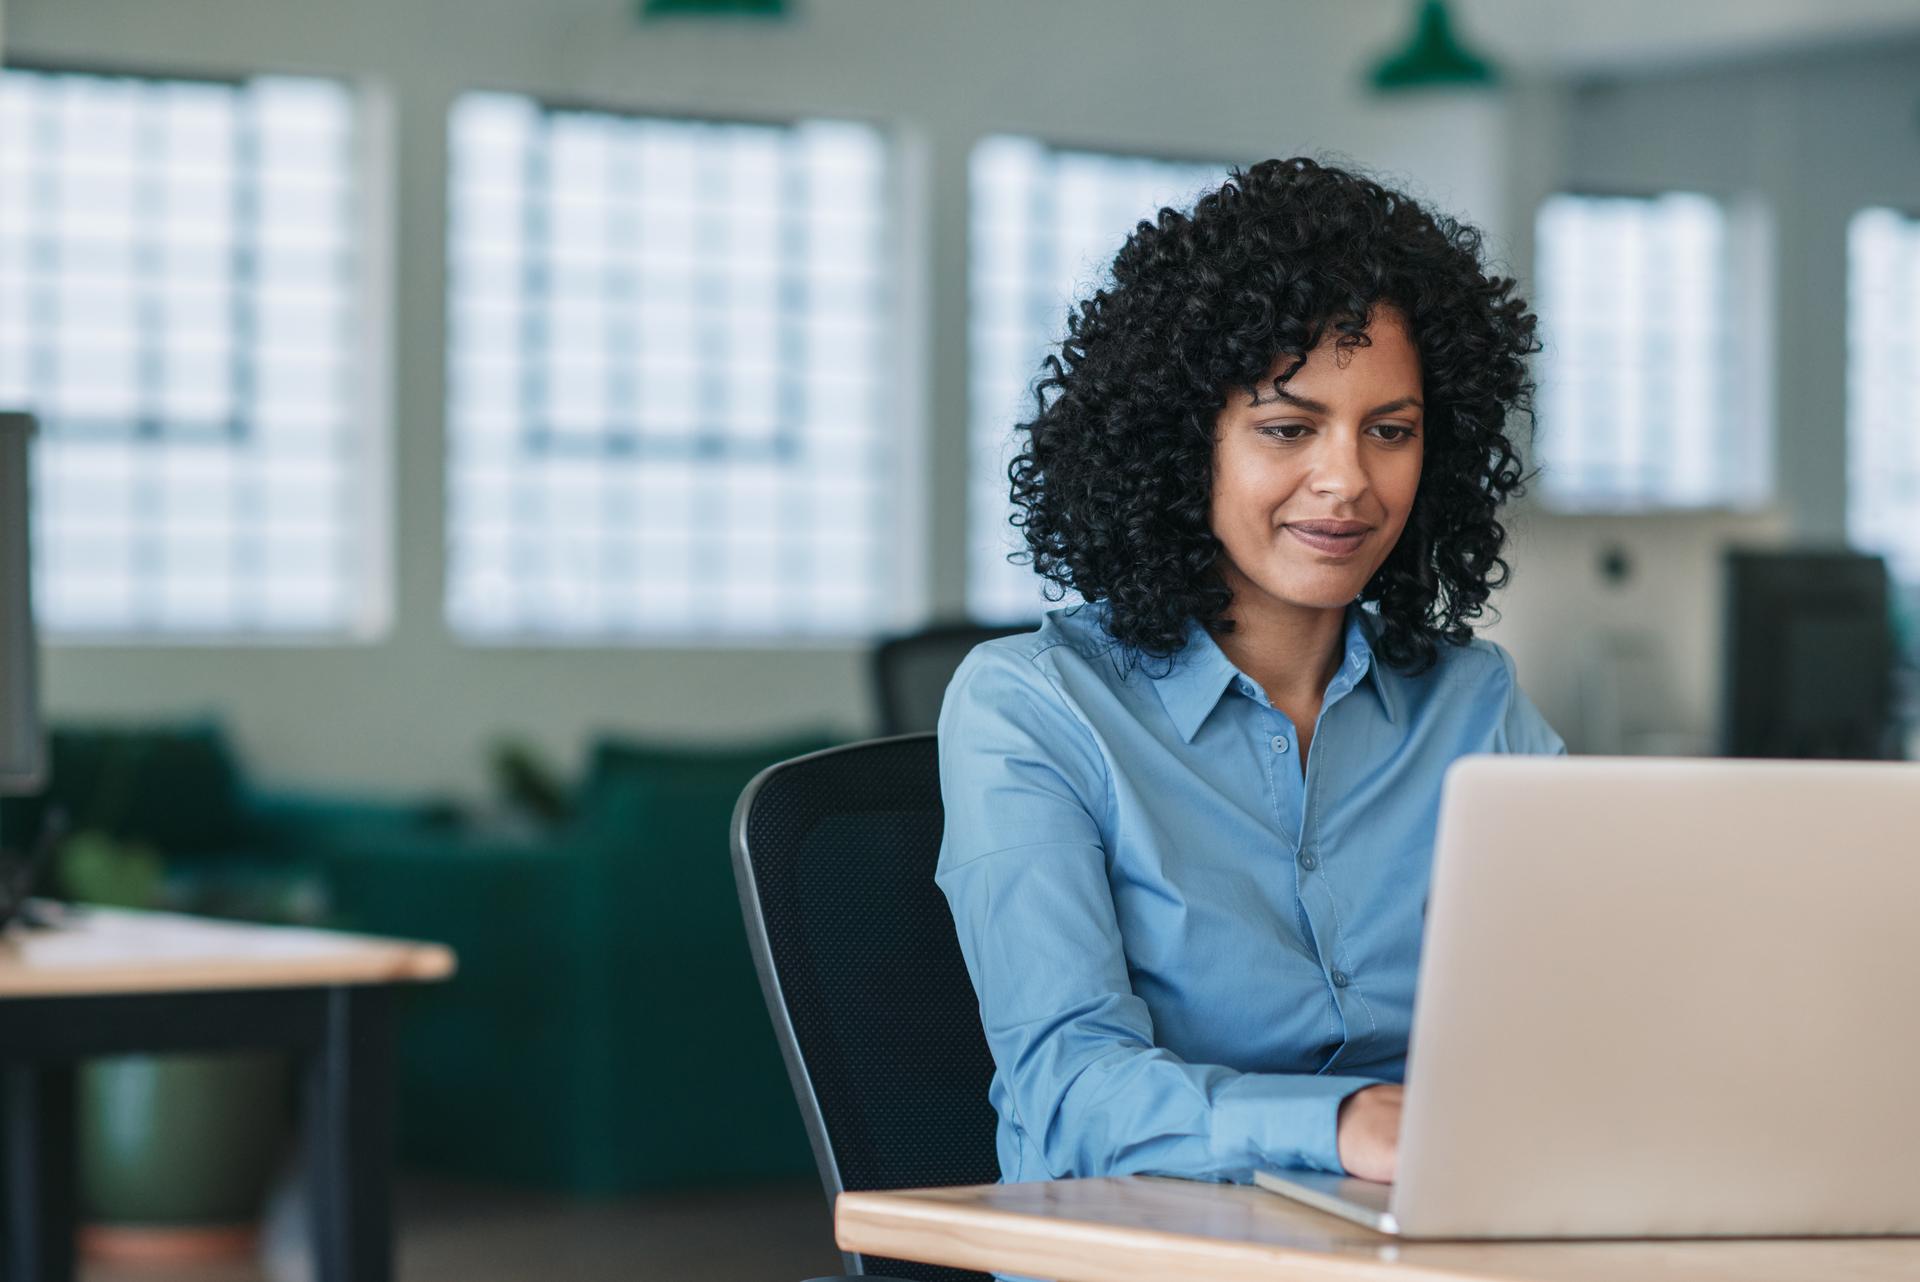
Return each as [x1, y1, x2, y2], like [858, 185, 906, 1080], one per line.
[1331, 969, 1351, 988]
[1297, 850, 1318, 871]
[1270, 734, 1289, 754]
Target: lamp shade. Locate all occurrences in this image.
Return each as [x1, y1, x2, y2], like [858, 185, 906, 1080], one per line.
[1370, 0, 1498, 92]
[639, 0, 787, 17]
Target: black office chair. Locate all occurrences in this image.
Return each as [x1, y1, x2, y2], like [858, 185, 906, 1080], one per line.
[870, 622, 1033, 736]
[731, 734, 999, 1282]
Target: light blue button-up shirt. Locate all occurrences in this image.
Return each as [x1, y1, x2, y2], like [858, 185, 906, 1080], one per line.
[935, 598, 1565, 1189]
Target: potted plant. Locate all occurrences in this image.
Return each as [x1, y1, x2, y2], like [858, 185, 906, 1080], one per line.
[53, 793, 295, 1265]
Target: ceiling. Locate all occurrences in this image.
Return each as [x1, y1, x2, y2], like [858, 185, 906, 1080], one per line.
[1448, 0, 1920, 74]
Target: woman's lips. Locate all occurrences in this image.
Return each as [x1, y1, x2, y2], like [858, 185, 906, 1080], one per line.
[1285, 525, 1368, 556]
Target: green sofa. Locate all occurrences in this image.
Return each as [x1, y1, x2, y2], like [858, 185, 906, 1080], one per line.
[314, 730, 842, 1192]
[1, 720, 842, 1194]
[0, 720, 438, 919]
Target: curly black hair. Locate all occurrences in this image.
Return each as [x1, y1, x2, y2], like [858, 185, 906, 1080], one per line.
[1006, 155, 1540, 676]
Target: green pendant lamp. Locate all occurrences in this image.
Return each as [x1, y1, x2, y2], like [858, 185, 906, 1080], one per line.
[639, 0, 788, 17]
[1369, 0, 1499, 93]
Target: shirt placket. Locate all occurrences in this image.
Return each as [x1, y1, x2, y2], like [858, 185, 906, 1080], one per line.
[1262, 663, 1373, 1065]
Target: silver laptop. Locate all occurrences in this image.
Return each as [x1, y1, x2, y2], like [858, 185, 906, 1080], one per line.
[1255, 754, 1920, 1239]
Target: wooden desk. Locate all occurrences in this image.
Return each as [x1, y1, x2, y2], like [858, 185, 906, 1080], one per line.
[0, 905, 456, 1282]
[837, 1177, 1920, 1282]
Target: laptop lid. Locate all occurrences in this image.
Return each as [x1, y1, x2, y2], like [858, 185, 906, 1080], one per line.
[1392, 755, 1920, 1239]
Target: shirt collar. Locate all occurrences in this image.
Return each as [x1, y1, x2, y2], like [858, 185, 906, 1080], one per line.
[1150, 601, 1397, 743]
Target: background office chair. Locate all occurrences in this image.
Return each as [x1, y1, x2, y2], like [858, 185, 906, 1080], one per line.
[731, 734, 999, 1282]
[870, 623, 1032, 736]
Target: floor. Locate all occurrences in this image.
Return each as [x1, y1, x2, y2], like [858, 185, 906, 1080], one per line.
[81, 1174, 846, 1282]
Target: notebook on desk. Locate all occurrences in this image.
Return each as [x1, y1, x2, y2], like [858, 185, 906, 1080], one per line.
[1255, 754, 1920, 1240]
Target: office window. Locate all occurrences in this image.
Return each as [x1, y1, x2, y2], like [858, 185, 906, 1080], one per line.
[446, 94, 895, 641]
[1847, 207, 1920, 586]
[0, 67, 375, 638]
[1532, 191, 1769, 512]
[968, 136, 1229, 622]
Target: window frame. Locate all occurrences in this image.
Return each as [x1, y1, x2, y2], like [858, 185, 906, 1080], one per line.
[964, 132, 1235, 624]
[439, 89, 921, 649]
[1529, 184, 1775, 517]
[0, 57, 394, 647]
[1845, 203, 1920, 591]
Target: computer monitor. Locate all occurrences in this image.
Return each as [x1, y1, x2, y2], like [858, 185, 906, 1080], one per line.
[1, 412, 43, 796]
[1722, 548, 1898, 760]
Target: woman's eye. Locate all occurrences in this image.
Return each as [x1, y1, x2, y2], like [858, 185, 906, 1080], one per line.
[1373, 424, 1417, 442]
[1257, 424, 1311, 441]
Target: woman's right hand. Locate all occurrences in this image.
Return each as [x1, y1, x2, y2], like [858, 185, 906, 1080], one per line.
[1336, 1084, 1403, 1183]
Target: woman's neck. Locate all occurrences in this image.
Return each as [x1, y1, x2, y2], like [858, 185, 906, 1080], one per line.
[1209, 591, 1349, 712]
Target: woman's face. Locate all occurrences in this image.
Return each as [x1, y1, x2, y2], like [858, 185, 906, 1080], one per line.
[1209, 304, 1425, 620]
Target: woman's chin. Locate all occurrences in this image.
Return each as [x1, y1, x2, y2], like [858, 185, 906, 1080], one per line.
[1250, 575, 1370, 612]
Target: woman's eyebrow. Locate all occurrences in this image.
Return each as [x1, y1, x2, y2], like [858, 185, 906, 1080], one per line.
[1249, 388, 1425, 417]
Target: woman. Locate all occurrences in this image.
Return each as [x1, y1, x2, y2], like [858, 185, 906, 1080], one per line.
[937, 157, 1564, 1196]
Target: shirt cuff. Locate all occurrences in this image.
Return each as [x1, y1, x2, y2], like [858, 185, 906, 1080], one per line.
[1210, 1073, 1385, 1175]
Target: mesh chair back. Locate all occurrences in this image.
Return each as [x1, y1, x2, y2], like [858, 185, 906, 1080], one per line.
[871, 623, 1032, 736]
[732, 734, 999, 1282]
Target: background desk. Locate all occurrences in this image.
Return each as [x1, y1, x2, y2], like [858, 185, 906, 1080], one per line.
[838, 1176, 1920, 1282]
[0, 905, 455, 1282]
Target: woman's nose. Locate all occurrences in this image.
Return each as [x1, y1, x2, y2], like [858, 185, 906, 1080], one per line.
[1311, 431, 1369, 502]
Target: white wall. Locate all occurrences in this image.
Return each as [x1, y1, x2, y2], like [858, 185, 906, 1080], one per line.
[1460, 0, 1920, 75]
[1481, 35, 1920, 751]
[10, 0, 1914, 793]
[1558, 37, 1920, 542]
[1486, 506, 1793, 755]
[9, 0, 1543, 797]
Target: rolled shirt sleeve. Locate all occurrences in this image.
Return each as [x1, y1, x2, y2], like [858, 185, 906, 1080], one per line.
[936, 644, 1382, 1181]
